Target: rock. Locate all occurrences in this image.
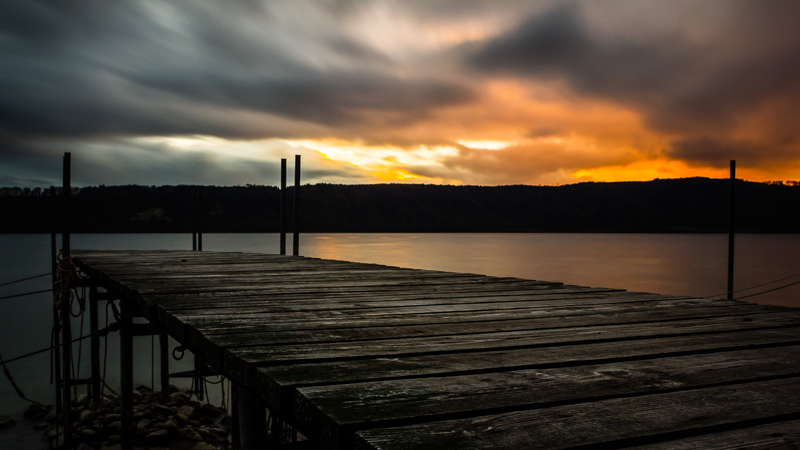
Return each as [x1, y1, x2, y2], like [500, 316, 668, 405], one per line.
[108, 434, 122, 442]
[169, 392, 187, 403]
[145, 429, 169, 444]
[81, 428, 97, 439]
[177, 405, 194, 417]
[167, 384, 181, 393]
[164, 418, 179, 431]
[152, 404, 175, 416]
[79, 409, 95, 425]
[189, 443, 217, 450]
[132, 390, 143, 401]
[23, 404, 49, 419]
[77, 443, 94, 450]
[176, 413, 189, 423]
[50, 432, 71, 449]
[33, 420, 49, 429]
[136, 419, 151, 432]
[76, 394, 89, 406]
[0, 415, 15, 429]
[104, 413, 121, 423]
[107, 420, 122, 434]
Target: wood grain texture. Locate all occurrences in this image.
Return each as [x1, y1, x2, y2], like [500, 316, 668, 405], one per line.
[71, 249, 800, 450]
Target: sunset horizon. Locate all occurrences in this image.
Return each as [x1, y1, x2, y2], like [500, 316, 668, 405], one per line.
[2, 1, 799, 187]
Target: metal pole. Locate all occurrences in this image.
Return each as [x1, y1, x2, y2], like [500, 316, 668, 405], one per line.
[236, 385, 267, 450]
[50, 186, 62, 415]
[280, 158, 287, 255]
[192, 189, 198, 251]
[198, 187, 203, 251]
[159, 331, 169, 400]
[727, 160, 736, 300]
[292, 155, 300, 256]
[120, 301, 134, 450]
[89, 283, 101, 405]
[60, 153, 74, 449]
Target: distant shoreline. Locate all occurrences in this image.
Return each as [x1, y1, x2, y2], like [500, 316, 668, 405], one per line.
[2, 178, 799, 234]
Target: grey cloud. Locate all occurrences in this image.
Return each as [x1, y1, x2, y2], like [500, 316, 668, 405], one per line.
[668, 137, 799, 168]
[0, 0, 474, 147]
[467, 2, 800, 137]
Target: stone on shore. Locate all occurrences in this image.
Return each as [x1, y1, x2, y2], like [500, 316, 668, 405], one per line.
[0, 415, 15, 429]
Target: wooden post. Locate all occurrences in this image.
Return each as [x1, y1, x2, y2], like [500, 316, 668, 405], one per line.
[89, 283, 101, 405]
[194, 354, 205, 401]
[120, 301, 134, 450]
[192, 189, 198, 251]
[236, 385, 267, 450]
[292, 155, 300, 256]
[280, 158, 287, 255]
[159, 331, 169, 400]
[727, 160, 736, 300]
[60, 153, 74, 449]
[197, 187, 203, 251]
[50, 186, 62, 415]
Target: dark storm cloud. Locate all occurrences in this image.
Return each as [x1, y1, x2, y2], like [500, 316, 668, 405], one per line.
[468, 2, 800, 136]
[668, 137, 799, 168]
[0, 0, 473, 147]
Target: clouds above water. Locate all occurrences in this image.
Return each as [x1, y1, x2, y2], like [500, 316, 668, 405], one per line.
[1, 0, 799, 186]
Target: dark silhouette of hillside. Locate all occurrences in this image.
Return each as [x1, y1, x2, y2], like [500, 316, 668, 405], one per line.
[2, 178, 799, 233]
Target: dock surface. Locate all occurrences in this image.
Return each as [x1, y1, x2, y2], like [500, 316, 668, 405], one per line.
[73, 249, 800, 449]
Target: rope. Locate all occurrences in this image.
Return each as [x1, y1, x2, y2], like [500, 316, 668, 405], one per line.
[0, 272, 51, 287]
[0, 289, 53, 301]
[0, 348, 47, 408]
[734, 279, 800, 301]
[705, 272, 800, 299]
[53, 252, 75, 309]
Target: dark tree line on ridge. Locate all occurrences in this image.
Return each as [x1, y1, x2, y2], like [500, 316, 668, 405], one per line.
[1, 177, 798, 233]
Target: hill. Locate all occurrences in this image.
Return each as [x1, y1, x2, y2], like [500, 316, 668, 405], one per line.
[1, 178, 798, 233]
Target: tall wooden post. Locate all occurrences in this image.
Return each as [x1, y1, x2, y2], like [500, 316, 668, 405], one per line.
[236, 385, 267, 450]
[50, 186, 62, 415]
[159, 331, 169, 400]
[727, 160, 736, 300]
[89, 283, 101, 405]
[280, 158, 287, 255]
[192, 189, 198, 251]
[197, 187, 203, 251]
[120, 301, 134, 450]
[60, 153, 74, 449]
[292, 155, 301, 256]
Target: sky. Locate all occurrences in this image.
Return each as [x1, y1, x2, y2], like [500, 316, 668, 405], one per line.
[1, 0, 799, 188]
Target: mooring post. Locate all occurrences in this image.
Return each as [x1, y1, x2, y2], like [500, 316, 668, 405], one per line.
[192, 189, 198, 251]
[292, 155, 301, 256]
[159, 331, 169, 400]
[280, 158, 287, 255]
[60, 153, 74, 449]
[194, 354, 205, 401]
[89, 283, 101, 405]
[236, 385, 267, 450]
[727, 160, 736, 300]
[50, 186, 63, 416]
[120, 301, 134, 450]
[198, 187, 203, 251]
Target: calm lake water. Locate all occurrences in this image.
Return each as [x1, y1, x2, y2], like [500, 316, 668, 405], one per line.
[1, 232, 799, 448]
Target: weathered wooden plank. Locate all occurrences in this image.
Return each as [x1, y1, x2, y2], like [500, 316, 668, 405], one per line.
[249, 326, 800, 411]
[205, 310, 800, 349]
[353, 377, 800, 450]
[175, 302, 775, 339]
[625, 419, 800, 449]
[297, 345, 800, 448]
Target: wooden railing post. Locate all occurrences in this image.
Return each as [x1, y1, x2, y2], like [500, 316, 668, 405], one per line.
[292, 155, 301, 256]
[280, 158, 287, 255]
[60, 152, 74, 449]
[727, 160, 736, 300]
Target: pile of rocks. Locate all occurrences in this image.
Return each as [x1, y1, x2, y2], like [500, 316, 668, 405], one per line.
[44, 385, 230, 449]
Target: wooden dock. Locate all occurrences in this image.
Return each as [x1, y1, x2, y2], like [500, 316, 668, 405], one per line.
[72, 249, 800, 450]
